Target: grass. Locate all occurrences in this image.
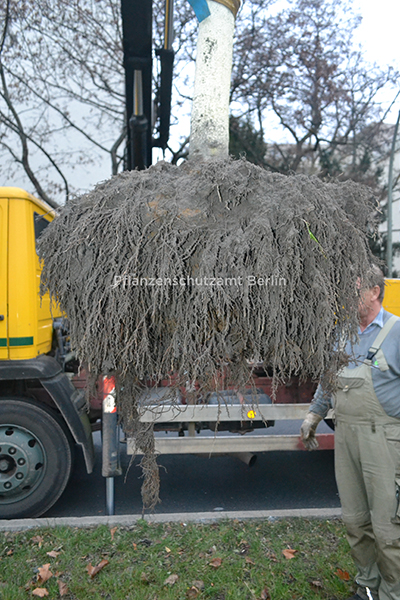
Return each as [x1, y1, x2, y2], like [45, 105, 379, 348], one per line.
[0, 518, 356, 599]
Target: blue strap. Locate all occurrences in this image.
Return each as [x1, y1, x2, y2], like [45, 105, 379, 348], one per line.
[187, 0, 211, 22]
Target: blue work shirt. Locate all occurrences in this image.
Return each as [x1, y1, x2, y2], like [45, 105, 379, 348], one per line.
[310, 307, 400, 419]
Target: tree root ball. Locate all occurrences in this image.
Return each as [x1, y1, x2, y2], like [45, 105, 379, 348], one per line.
[39, 157, 377, 508]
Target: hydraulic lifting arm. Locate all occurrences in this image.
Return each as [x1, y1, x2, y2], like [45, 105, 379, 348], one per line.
[121, 0, 174, 170]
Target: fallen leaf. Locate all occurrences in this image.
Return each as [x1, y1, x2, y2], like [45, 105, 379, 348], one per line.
[165, 546, 171, 553]
[192, 580, 205, 590]
[57, 580, 69, 596]
[186, 586, 200, 598]
[245, 557, 255, 565]
[282, 548, 298, 560]
[310, 580, 323, 589]
[6, 549, 13, 556]
[37, 564, 53, 584]
[335, 568, 350, 581]
[164, 574, 179, 586]
[110, 527, 118, 540]
[209, 557, 222, 569]
[132, 543, 137, 550]
[86, 559, 109, 578]
[260, 586, 271, 600]
[32, 589, 49, 597]
[31, 536, 44, 547]
[46, 551, 60, 559]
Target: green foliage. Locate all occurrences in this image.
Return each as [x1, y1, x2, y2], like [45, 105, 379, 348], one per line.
[229, 116, 267, 167]
[318, 149, 343, 179]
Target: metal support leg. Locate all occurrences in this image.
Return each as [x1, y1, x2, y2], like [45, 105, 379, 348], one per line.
[102, 390, 122, 516]
[106, 477, 115, 516]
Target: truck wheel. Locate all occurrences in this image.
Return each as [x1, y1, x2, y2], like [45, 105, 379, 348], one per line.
[0, 398, 73, 519]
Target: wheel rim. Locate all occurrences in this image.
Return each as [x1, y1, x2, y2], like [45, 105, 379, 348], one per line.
[0, 424, 47, 505]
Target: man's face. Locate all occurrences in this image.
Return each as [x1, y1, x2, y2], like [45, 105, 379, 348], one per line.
[358, 285, 380, 319]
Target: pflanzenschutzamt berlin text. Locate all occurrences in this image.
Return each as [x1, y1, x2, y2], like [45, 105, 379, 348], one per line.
[112, 275, 287, 289]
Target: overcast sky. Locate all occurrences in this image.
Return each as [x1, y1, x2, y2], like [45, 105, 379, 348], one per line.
[353, 0, 400, 122]
[353, 0, 400, 68]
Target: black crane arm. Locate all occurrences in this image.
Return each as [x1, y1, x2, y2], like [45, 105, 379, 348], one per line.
[121, 0, 174, 170]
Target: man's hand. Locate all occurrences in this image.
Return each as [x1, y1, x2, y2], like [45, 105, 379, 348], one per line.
[300, 412, 323, 450]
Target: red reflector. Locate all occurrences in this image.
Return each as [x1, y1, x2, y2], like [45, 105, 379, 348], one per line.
[103, 376, 116, 398]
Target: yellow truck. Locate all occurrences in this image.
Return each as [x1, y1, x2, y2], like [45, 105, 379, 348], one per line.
[0, 188, 94, 519]
[1, 186, 400, 520]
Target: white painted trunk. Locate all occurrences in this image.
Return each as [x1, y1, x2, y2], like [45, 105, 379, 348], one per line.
[189, 0, 236, 160]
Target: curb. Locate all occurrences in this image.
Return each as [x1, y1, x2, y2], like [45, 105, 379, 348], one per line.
[0, 508, 342, 531]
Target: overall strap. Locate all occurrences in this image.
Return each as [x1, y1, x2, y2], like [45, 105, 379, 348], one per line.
[366, 315, 399, 360]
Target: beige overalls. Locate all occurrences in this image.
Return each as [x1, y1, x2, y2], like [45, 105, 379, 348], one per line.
[334, 316, 400, 600]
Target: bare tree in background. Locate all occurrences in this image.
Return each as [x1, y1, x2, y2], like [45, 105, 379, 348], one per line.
[0, 0, 125, 203]
[0, 0, 398, 204]
[230, 0, 399, 186]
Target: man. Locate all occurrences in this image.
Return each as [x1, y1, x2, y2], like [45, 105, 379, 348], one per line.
[300, 266, 400, 600]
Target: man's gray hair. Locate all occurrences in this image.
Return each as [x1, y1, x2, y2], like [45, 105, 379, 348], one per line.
[365, 264, 385, 302]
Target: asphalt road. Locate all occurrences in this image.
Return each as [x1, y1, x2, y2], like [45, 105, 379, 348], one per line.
[44, 421, 340, 518]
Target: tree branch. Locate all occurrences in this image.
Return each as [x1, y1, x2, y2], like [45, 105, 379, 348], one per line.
[0, 61, 62, 207]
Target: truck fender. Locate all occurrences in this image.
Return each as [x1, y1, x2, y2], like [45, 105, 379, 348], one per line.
[0, 355, 95, 474]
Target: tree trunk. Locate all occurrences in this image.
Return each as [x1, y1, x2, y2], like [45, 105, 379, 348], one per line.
[189, 0, 239, 160]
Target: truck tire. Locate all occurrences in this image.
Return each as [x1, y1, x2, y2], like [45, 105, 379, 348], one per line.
[0, 398, 73, 519]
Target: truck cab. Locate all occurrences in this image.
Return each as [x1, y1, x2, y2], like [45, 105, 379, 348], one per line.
[0, 187, 60, 359]
[0, 187, 94, 520]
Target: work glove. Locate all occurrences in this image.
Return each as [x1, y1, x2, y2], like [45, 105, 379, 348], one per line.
[300, 412, 323, 450]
